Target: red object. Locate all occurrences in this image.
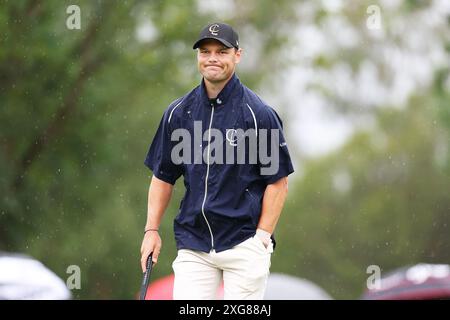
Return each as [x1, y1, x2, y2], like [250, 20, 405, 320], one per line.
[362, 264, 450, 300]
[145, 274, 174, 300]
[143, 274, 224, 300]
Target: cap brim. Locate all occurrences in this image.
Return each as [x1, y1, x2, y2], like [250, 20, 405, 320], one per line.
[193, 37, 235, 49]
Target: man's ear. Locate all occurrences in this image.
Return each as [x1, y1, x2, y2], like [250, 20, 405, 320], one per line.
[235, 48, 242, 63]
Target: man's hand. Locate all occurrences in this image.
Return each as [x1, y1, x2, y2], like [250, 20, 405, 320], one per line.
[140, 230, 162, 272]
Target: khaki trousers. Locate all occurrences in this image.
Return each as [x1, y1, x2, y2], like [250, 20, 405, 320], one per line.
[172, 235, 273, 300]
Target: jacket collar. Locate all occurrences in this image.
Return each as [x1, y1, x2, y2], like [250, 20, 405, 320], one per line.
[199, 73, 240, 107]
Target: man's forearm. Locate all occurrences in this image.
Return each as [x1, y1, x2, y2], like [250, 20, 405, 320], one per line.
[257, 177, 289, 234]
[145, 176, 174, 230]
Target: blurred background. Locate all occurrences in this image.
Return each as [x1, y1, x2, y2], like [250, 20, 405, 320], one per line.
[1, 0, 449, 299]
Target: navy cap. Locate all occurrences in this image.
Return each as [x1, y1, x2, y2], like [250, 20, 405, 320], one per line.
[193, 22, 239, 50]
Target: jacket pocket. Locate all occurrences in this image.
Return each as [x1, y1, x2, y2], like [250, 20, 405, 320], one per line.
[245, 188, 260, 226]
[246, 188, 257, 212]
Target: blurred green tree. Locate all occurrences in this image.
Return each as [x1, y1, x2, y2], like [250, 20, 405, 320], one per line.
[0, 0, 299, 298]
[274, 94, 450, 298]
[268, 0, 450, 299]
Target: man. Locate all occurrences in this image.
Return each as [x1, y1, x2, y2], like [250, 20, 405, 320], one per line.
[140, 22, 294, 300]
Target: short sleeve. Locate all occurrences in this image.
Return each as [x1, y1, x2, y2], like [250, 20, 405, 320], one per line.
[258, 107, 294, 184]
[144, 107, 183, 185]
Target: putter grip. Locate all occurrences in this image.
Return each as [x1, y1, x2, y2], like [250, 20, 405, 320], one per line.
[140, 253, 153, 300]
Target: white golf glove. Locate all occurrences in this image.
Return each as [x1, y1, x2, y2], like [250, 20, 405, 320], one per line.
[256, 228, 272, 248]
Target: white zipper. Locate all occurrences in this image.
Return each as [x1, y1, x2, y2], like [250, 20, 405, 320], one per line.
[201, 104, 215, 249]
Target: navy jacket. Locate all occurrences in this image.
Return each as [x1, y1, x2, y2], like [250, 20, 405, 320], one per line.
[145, 74, 294, 253]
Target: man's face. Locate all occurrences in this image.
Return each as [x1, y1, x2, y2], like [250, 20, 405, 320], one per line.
[197, 39, 241, 84]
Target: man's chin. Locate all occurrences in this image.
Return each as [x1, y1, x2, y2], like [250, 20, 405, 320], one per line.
[204, 75, 227, 83]
[203, 71, 232, 83]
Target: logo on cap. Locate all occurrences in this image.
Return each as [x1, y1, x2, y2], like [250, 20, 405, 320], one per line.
[209, 24, 219, 36]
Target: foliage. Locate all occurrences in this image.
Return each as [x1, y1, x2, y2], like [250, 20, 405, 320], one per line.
[0, 0, 300, 299]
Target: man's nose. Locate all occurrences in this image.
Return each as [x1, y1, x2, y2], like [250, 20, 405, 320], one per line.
[207, 52, 218, 62]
